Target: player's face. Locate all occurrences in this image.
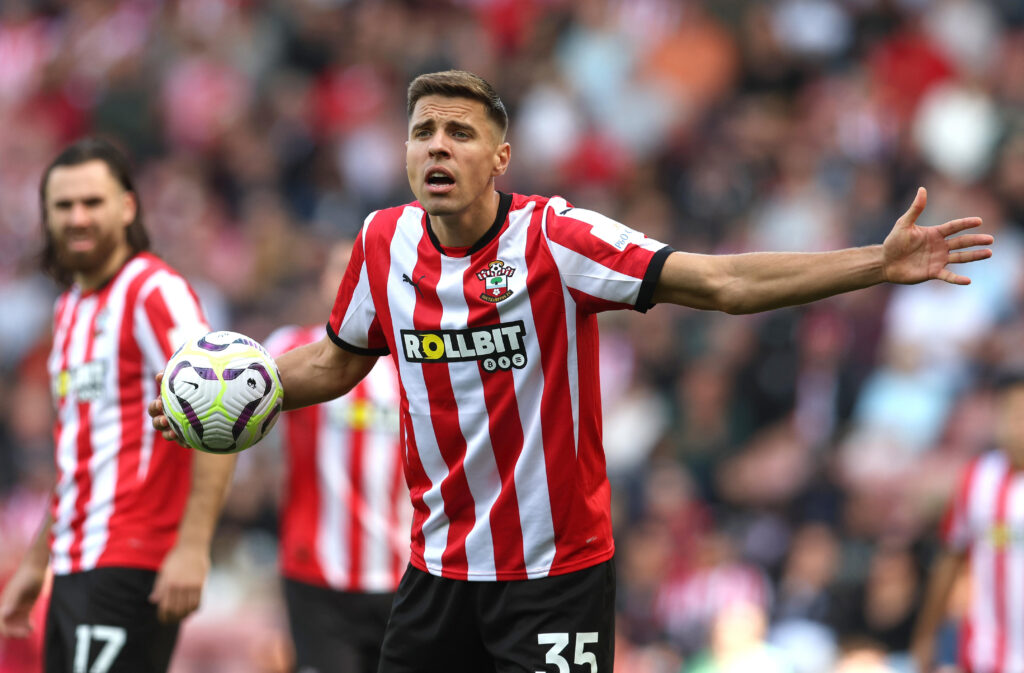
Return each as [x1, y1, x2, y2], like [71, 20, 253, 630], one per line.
[45, 160, 136, 289]
[406, 95, 510, 224]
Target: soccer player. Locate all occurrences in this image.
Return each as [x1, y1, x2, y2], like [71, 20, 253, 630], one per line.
[149, 69, 993, 673]
[912, 373, 1024, 673]
[265, 240, 408, 673]
[0, 138, 236, 673]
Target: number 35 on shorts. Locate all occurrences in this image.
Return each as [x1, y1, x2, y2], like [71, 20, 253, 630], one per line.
[536, 632, 600, 673]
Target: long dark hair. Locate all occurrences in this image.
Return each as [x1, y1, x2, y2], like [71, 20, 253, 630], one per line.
[40, 137, 150, 286]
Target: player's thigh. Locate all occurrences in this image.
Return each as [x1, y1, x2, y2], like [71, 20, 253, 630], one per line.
[378, 566, 490, 673]
[284, 579, 393, 673]
[44, 568, 179, 673]
[482, 560, 616, 673]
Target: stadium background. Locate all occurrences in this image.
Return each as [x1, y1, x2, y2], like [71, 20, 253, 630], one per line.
[2, 0, 1024, 671]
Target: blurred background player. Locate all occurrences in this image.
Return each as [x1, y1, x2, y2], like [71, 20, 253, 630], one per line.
[0, 138, 236, 673]
[265, 240, 408, 673]
[912, 372, 1024, 673]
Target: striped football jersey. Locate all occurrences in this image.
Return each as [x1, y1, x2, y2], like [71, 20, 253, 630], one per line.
[328, 192, 671, 581]
[267, 325, 408, 592]
[46, 252, 209, 574]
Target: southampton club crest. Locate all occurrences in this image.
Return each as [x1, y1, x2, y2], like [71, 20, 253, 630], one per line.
[477, 260, 516, 303]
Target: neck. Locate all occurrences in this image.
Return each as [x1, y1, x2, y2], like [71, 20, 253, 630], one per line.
[76, 247, 133, 292]
[429, 189, 500, 248]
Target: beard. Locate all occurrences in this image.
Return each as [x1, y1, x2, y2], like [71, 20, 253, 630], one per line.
[52, 229, 122, 278]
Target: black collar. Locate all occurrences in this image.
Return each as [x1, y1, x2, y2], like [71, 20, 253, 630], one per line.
[425, 192, 513, 257]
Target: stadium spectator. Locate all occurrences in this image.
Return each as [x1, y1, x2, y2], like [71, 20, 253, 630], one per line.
[0, 138, 236, 673]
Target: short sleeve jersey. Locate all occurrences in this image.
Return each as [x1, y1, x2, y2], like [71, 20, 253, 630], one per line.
[266, 325, 409, 593]
[940, 450, 1024, 673]
[328, 192, 671, 581]
[46, 252, 209, 574]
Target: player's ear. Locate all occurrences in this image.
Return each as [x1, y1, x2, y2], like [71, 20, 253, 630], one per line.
[122, 190, 138, 228]
[493, 141, 510, 177]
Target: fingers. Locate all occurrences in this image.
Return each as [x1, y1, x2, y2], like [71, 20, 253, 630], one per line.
[938, 269, 972, 286]
[946, 232, 994, 250]
[150, 581, 200, 623]
[898, 186, 928, 228]
[936, 216, 985, 237]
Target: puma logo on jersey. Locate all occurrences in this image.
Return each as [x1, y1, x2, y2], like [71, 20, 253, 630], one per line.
[401, 321, 528, 372]
[402, 273, 426, 297]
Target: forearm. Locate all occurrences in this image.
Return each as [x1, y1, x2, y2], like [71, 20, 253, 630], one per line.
[276, 337, 376, 411]
[653, 246, 886, 314]
[22, 510, 53, 571]
[912, 552, 964, 654]
[174, 452, 237, 550]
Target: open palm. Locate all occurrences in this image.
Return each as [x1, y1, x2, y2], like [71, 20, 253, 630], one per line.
[883, 187, 993, 285]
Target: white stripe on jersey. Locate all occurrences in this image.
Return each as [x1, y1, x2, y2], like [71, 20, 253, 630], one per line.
[51, 293, 100, 574]
[358, 367, 405, 590]
[498, 202, 557, 577]
[437, 252, 499, 577]
[968, 454, 1005, 672]
[387, 208, 449, 573]
[134, 269, 207, 479]
[79, 265, 134, 570]
[538, 201, 582, 458]
[1009, 478, 1024, 673]
[317, 396, 351, 587]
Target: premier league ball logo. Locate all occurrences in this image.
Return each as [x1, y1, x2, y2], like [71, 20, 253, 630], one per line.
[477, 260, 515, 303]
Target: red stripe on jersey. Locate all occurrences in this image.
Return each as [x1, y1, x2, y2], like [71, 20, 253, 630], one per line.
[401, 400, 431, 568]
[67, 289, 109, 571]
[345, 382, 369, 590]
[98, 274, 194, 568]
[941, 457, 979, 546]
[389, 429, 407, 586]
[281, 393, 327, 585]
[993, 469, 1014, 673]
[98, 267, 152, 567]
[526, 207, 613, 571]
[410, 230, 474, 575]
[465, 241, 527, 577]
[50, 295, 81, 549]
[269, 327, 327, 585]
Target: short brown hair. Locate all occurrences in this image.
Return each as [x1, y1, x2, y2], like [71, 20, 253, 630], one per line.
[407, 70, 508, 137]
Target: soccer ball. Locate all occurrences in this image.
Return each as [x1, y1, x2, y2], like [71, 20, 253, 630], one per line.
[160, 330, 284, 454]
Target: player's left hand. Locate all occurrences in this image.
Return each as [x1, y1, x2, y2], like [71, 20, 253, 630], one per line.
[882, 186, 992, 285]
[149, 543, 209, 623]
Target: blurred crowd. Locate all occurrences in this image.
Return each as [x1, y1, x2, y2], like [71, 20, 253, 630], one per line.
[2, 0, 1024, 672]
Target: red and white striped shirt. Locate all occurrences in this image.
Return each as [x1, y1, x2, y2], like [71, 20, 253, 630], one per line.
[942, 450, 1024, 673]
[46, 252, 208, 574]
[328, 192, 671, 581]
[267, 325, 408, 593]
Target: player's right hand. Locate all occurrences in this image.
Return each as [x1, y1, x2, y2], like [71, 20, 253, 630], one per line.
[150, 372, 185, 446]
[0, 562, 46, 638]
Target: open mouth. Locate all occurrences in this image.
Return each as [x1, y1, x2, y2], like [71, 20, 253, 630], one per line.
[425, 169, 455, 192]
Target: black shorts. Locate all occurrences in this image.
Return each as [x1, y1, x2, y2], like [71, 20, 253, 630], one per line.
[379, 560, 615, 673]
[283, 578, 395, 673]
[44, 567, 179, 673]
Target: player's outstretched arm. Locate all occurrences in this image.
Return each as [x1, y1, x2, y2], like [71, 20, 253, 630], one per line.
[275, 335, 378, 411]
[0, 511, 51, 638]
[652, 187, 992, 314]
[150, 451, 236, 623]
